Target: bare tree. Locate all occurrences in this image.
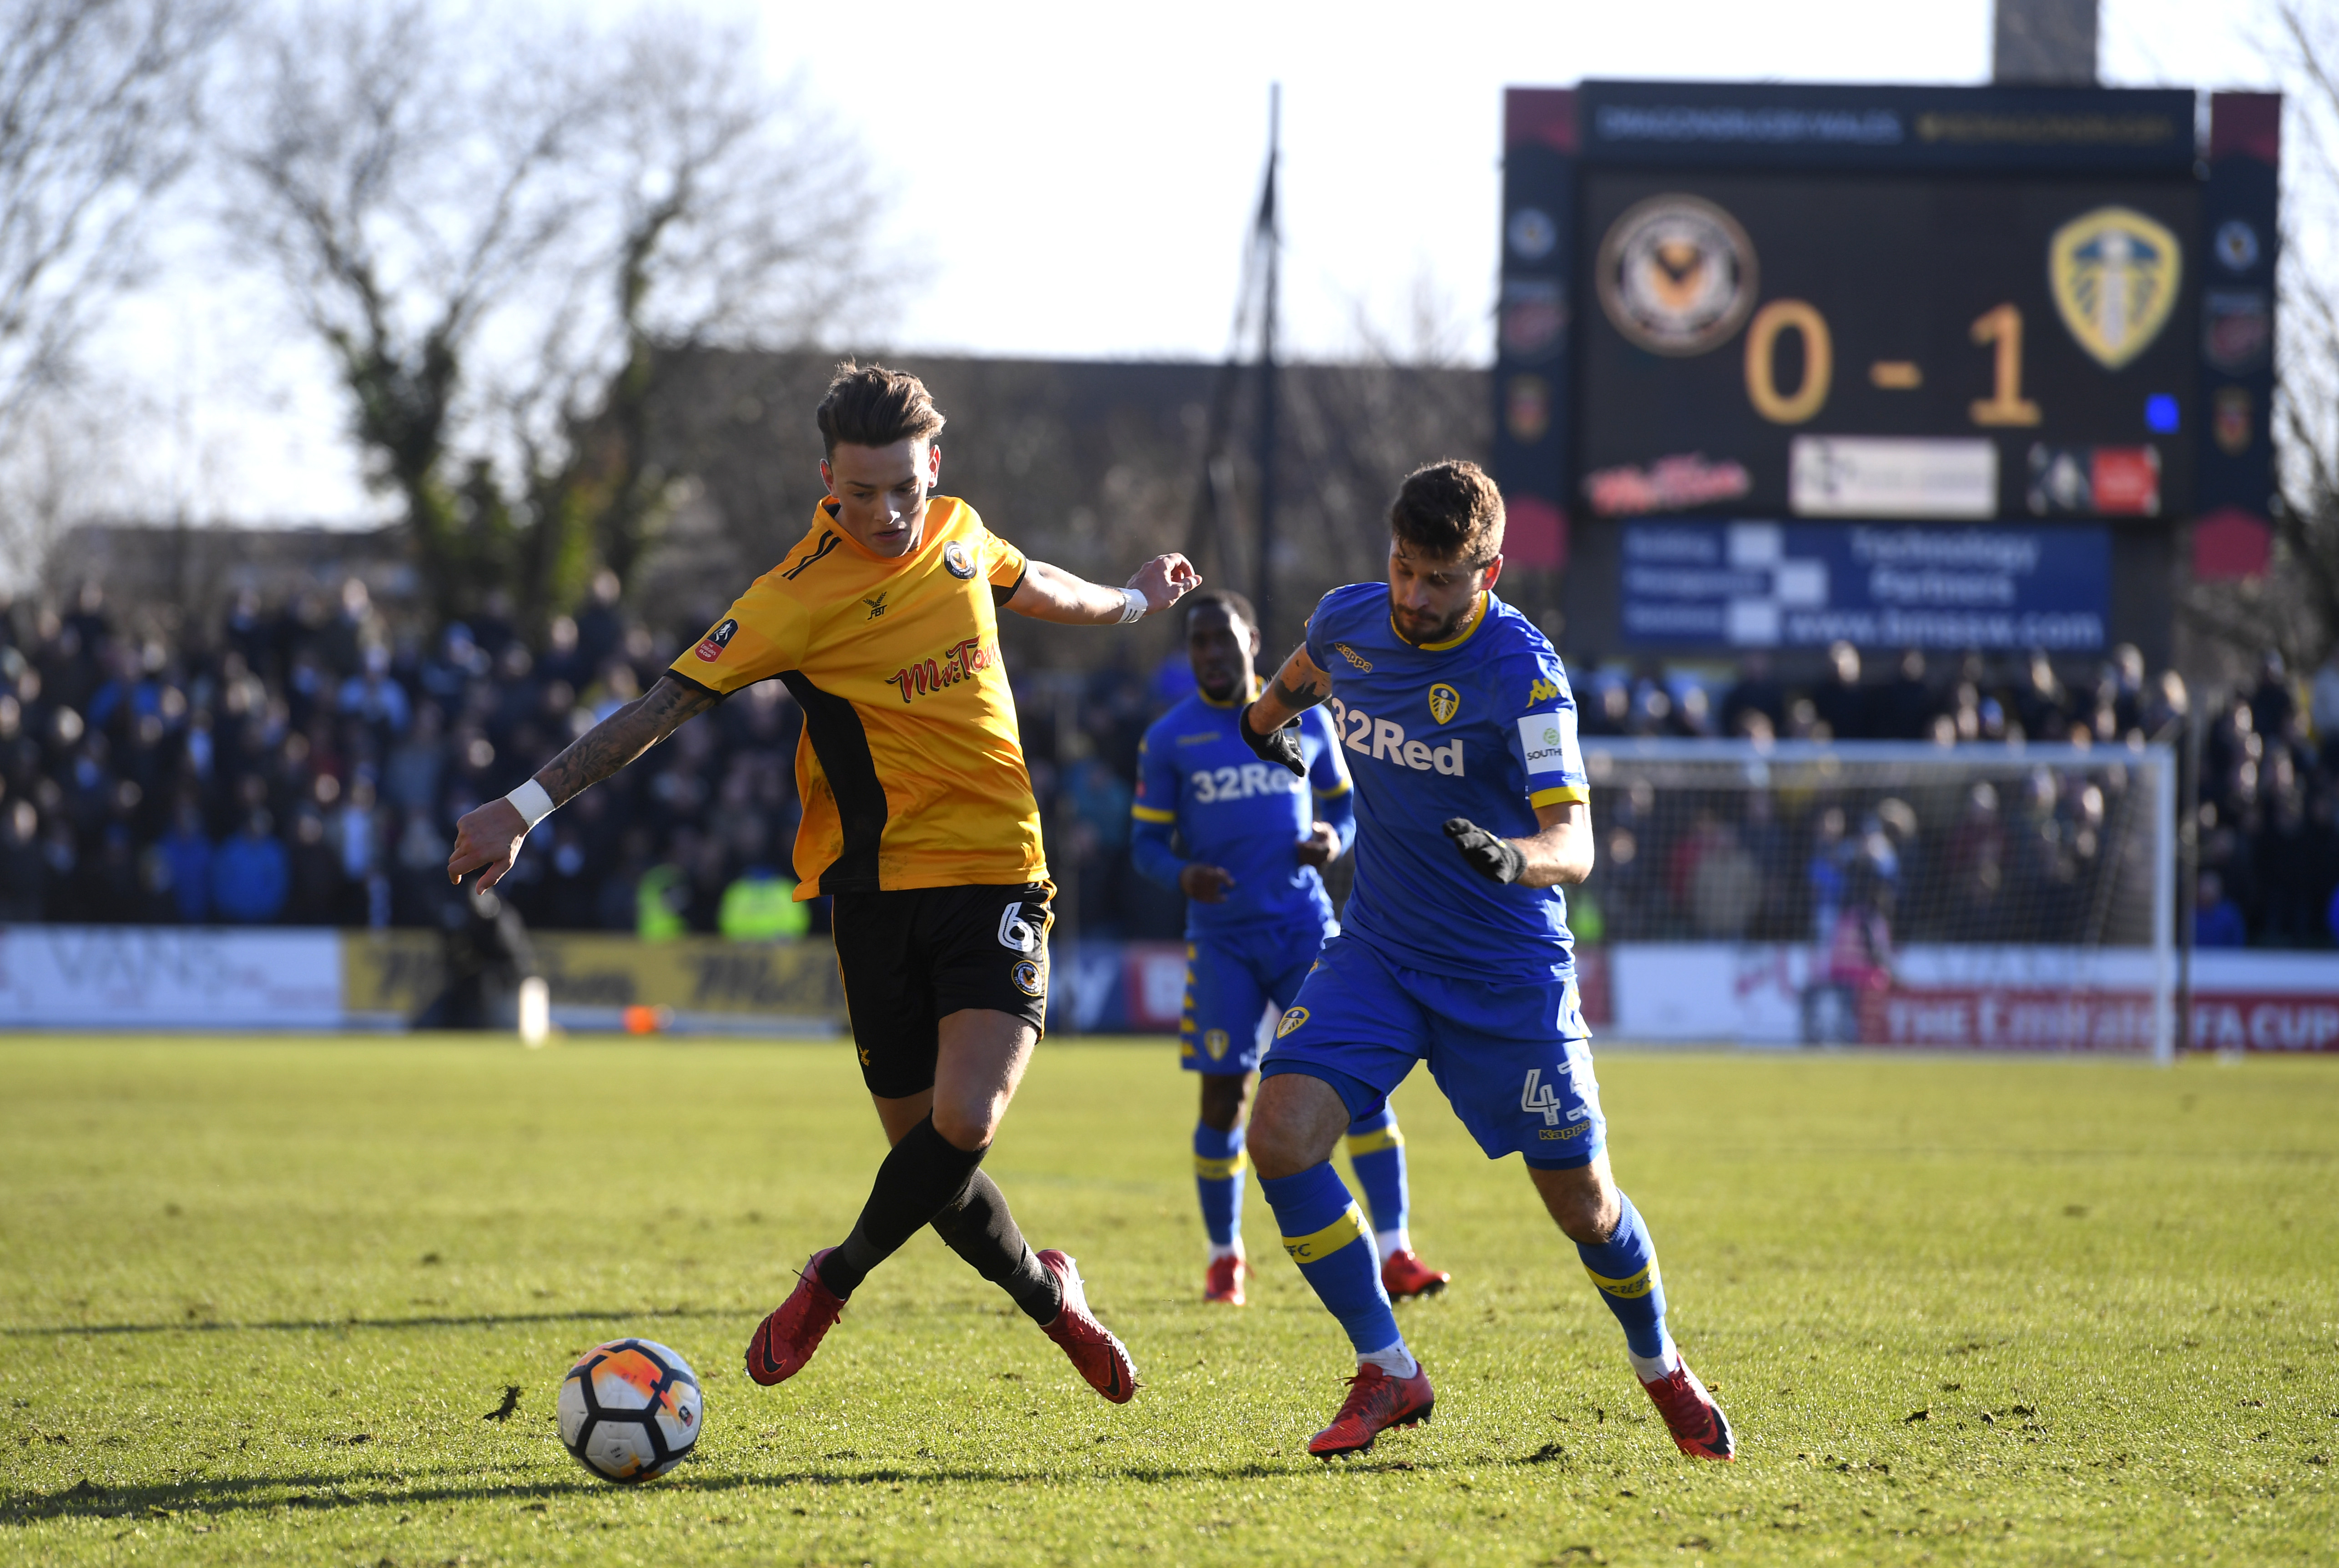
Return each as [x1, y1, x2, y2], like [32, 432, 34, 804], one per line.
[222, 2, 892, 628]
[514, 13, 889, 614]
[0, 0, 237, 575]
[2268, 1, 2339, 669]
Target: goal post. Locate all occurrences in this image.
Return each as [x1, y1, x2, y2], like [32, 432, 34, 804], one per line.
[1568, 738, 2178, 1062]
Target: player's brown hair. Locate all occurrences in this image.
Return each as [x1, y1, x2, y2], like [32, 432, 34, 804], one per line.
[815, 361, 946, 456]
[1387, 459, 1506, 565]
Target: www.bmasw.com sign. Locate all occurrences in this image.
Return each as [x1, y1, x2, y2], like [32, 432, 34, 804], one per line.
[1620, 519, 2108, 650]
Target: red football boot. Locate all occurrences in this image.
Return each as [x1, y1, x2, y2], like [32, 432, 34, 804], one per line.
[1380, 1248, 1451, 1300]
[744, 1247, 845, 1387]
[1036, 1250, 1139, 1403]
[1204, 1252, 1248, 1305]
[1308, 1360, 1435, 1457]
[1639, 1358, 1736, 1460]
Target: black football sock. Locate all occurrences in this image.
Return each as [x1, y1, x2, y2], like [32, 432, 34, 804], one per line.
[815, 1116, 985, 1299]
[931, 1169, 1063, 1325]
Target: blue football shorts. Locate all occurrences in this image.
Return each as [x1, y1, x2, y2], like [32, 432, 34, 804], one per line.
[1179, 920, 1333, 1075]
[1260, 932, 1604, 1169]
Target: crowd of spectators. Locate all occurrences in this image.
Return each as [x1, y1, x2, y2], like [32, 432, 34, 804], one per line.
[1, 578, 2334, 951]
[0, 575, 808, 939]
[1568, 642, 2339, 950]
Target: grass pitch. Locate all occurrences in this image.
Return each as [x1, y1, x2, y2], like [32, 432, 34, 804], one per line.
[1, 1037, 2334, 1566]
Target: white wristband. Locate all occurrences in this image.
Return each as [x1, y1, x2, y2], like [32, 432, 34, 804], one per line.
[504, 778, 555, 831]
[1119, 587, 1149, 624]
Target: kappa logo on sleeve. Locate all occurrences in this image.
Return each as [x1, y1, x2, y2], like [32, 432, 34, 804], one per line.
[1527, 676, 1561, 705]
[693, 618, 738, 662]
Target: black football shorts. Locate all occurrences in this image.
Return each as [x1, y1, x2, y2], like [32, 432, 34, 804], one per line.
[830, 881, 1054, 1099]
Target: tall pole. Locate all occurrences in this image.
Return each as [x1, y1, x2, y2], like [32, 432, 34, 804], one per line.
[1254, 85, 1281, 650]
[1991, 0, 2097, 85]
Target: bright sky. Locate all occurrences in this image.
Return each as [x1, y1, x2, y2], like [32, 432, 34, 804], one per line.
[91, 0, 2298, 528]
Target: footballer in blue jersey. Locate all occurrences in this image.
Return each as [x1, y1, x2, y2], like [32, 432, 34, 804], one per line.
[1130, 591, 1453, 1308]
[1233, 461, 1735, 1464]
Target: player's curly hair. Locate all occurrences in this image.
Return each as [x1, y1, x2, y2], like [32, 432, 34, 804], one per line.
[1388, 459, 1505, 565]
[816, 361, 946, 456]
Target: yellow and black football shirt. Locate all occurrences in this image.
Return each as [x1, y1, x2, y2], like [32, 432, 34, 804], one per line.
[667, 496, 1044, 898]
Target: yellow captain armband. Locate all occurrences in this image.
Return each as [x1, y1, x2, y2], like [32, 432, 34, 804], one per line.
[1530, 784, 1590, 809]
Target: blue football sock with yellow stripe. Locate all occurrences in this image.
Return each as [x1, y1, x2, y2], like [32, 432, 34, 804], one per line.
[1344, 1106, 1409, 1248]
[1260, 1164, 1399, 1355]
[1193, 1122, 1247, 1251]
[1577, 1190, 1669, 1358]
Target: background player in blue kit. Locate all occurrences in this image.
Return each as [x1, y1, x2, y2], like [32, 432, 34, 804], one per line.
[1132, 591, 1452, 1307]
[1233, 461, 1735, 1463]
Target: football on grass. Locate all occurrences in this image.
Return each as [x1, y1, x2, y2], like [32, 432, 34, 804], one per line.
[557, 1338, 703, 1483]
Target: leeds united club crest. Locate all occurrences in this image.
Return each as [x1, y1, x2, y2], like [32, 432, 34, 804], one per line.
[2049, 206, 2182, 370]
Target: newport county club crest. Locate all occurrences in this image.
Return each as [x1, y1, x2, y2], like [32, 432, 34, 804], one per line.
[1595, 195, 1759, 357]
[1011, 959, 1045, 997]
[2049, 206, 2182, 370]
[943, 541, 977, 579]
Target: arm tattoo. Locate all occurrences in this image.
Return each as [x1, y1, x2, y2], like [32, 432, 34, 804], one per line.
[1272, 672, 1328, 711]
[536, 677, 716, 806]
[1270, 649, 1331, 712]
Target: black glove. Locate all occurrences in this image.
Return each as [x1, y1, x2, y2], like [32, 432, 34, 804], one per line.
[1444, 817, 1526, 884]
[1237, 702, 1306, 777]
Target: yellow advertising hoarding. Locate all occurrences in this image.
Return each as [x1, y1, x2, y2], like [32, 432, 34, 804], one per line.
[341, 931, 847, 1032]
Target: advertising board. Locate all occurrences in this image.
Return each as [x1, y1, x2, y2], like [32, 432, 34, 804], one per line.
[1618, 519, 2109, 649]
[1581, 943, 2339, 1053]
[0, 925, 344, 1028]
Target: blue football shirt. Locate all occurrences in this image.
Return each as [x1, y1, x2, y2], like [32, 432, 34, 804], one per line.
[1131, 691, 1351, 935]
[1303, 583, 1588, 981]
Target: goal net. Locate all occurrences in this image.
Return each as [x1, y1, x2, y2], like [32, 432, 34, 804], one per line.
[1568, 739, 2176, 1059]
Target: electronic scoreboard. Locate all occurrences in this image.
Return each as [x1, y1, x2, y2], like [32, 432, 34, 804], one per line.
[1493, 80, 2280, 663]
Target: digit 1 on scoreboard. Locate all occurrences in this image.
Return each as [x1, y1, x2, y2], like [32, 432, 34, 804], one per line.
[1968, 303, 2042, 427]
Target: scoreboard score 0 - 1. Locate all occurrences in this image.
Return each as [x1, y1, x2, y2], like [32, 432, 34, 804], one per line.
[1579, 170, 2198, 521]
[1494, 80, 2281, 662]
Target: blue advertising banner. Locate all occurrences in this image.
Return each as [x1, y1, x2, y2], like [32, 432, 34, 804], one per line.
[1620, 521, 2109, 650]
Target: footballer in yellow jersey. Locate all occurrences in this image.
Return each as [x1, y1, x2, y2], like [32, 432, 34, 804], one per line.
[667, 492, 1041, 897]
[449, 362, 1197, 1410]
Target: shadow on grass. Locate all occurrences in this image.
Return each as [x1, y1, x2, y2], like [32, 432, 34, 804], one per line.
[7, 1453, 1460, 1525]
[0, 1306, 755, 1339]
